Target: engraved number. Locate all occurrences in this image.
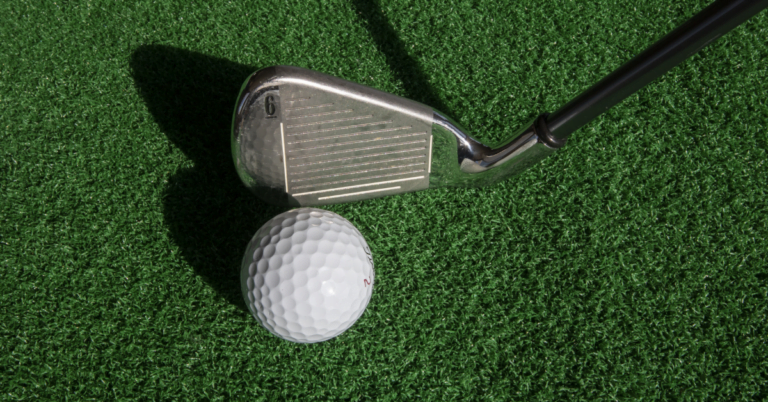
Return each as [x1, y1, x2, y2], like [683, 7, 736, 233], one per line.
[265, 95, 276, 116]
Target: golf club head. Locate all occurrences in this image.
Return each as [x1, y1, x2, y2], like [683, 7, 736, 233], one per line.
[232, 66, 560, 206]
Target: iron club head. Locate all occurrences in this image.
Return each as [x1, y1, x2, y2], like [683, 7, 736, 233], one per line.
[232, 65, 558, 206]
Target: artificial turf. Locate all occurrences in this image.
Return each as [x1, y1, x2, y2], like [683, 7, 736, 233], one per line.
[2, 0, 767, 400]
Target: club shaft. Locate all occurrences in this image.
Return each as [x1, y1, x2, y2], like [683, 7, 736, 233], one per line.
[546, 0, 768, 140]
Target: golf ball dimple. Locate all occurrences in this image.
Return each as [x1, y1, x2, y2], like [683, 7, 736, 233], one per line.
[241, 208, 374, 343]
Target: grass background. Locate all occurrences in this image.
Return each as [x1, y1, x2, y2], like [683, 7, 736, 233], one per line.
[2, 0, 767, 400]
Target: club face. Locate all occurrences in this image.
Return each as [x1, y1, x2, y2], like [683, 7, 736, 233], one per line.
[232, 66, 436, 206]
[232, 66, 558, 206]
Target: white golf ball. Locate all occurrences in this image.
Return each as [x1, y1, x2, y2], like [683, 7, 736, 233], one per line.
[240, 208, 375, 343]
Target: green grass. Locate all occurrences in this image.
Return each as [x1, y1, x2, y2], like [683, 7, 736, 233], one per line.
[2, 0, 767, 400]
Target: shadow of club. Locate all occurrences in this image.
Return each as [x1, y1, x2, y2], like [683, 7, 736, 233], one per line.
[130, 45, 288, 313]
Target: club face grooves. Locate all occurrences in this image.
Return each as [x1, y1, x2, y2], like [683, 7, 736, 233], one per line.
[232, 66, 558, 206]
[232, 66, 435, 206]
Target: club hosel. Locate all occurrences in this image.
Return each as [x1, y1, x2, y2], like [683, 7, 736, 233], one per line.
[428, 112, 565, 189]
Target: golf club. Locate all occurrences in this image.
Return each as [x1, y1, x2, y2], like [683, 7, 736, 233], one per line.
[232, 0, 767, 206]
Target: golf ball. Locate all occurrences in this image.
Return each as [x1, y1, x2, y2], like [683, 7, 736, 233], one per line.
[240, 208, 374, 343]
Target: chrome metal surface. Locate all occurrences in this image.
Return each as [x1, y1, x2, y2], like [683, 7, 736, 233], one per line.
[429, 113, 557, 189]
[233, 66, 434, 206]
[233, 66, 558, 206]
